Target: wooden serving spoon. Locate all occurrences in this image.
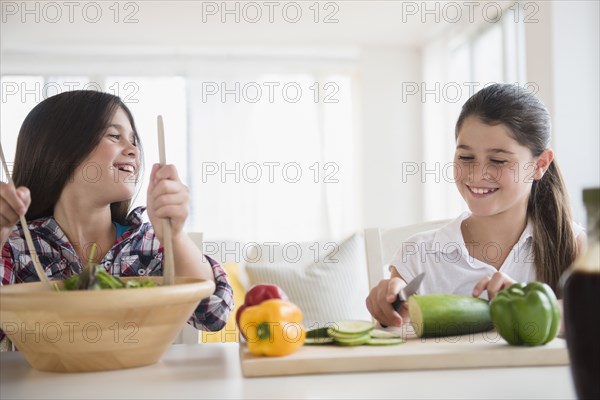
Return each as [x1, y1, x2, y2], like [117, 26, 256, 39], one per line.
[157, 115, 175, 286]
[0, 142, 52, 290]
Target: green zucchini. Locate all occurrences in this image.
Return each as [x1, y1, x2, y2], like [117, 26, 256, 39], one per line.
[306, 327, 330, 340]
[408, 294, 493, 337]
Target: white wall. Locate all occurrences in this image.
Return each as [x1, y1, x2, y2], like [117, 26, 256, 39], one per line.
[519, 1, 600, 225]
[551, 1, 600, 224]
[359, 47, 423, 229]
[526, 1, 600, 224]
[524, 2, 555, 118]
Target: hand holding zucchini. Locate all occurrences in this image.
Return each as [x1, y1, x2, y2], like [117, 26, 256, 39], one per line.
[306, 281, 559, 348]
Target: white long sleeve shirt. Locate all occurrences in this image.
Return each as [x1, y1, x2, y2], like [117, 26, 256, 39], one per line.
[390, 212, 584, 299]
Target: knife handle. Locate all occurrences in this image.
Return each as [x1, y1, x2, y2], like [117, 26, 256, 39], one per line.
[391, 295, 404, 313]
[380, 295, 404, 328]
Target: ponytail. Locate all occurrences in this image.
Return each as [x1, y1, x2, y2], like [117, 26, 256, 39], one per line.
[528, 161, 577, 293]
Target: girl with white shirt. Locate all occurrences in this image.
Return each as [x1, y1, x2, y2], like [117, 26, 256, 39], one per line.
[366, 83, 586, 327]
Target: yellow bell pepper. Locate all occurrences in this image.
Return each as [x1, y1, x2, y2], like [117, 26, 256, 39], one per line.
[239, 299, 306, 357]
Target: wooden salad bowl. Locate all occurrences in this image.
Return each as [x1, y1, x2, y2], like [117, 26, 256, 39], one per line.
[0, 277, 215, 372]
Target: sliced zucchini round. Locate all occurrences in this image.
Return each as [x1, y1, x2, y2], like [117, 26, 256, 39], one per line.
[369, 329, 403, 339]
[333, 333, 371, 346]
[366, 337, 406, 346]
[329, 320, 374, 335]
[304, 337, 335, 345]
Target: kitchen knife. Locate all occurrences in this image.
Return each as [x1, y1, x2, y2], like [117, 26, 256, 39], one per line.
[391, 272, 426, 313]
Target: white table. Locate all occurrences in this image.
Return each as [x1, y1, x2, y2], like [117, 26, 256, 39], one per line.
[0, 343, 576, 399]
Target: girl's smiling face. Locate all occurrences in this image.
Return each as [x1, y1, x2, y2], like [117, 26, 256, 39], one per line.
[72, 107, 140, 204]
[454, 116, 550, 218]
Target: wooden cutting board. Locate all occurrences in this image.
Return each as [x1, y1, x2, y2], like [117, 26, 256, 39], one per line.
[239, 330, 569, 377]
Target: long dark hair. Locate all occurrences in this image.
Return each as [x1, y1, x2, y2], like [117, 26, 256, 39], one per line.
[12, 90, 143, 224]
[455, 83, 576, 293]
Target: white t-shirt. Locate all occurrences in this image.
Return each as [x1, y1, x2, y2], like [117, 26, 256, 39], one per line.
[390, 212, 585, 299]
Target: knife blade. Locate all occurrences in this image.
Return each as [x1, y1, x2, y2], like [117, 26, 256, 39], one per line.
[391, 272, 426, 312]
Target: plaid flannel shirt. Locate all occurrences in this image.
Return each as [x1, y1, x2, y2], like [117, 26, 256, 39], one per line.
[0, 206, 234, 336]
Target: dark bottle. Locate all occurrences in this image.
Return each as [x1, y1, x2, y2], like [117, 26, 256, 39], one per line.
[562, 188, 600, 399]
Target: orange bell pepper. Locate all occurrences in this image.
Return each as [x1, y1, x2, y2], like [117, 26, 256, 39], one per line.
[239, 299, 306, 357]
[236, 284, 288, 340]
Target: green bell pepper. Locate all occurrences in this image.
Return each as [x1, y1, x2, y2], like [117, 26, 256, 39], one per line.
[490, 282, 560, 346]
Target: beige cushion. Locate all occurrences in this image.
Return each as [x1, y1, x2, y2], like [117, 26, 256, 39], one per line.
[245, 233, 371, 329]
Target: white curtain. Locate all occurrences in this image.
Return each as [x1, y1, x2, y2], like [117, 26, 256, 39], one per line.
[187, 71, 358, 243]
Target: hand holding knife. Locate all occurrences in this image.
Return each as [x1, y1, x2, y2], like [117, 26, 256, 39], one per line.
[391, 271, 426, 312]
[381, 271, 426, 328]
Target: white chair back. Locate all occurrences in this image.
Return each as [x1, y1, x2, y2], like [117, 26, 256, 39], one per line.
[364, 220, 451, 289]
[173, 232, 204, 345]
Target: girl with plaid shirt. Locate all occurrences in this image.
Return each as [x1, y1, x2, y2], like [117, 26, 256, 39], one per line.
[0, 91, 233, 339]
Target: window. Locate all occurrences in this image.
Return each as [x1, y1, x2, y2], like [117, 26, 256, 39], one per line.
[187, 72, 357, 242]
[422, 6, 525, 221]
[473, 24, 504, 85]
[0, 70, 358, 243]
[1, 76, 46, 179]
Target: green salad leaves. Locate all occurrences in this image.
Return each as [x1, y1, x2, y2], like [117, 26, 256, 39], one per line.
[60, 267, 157, 291]
[56, 243, 157, 291]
